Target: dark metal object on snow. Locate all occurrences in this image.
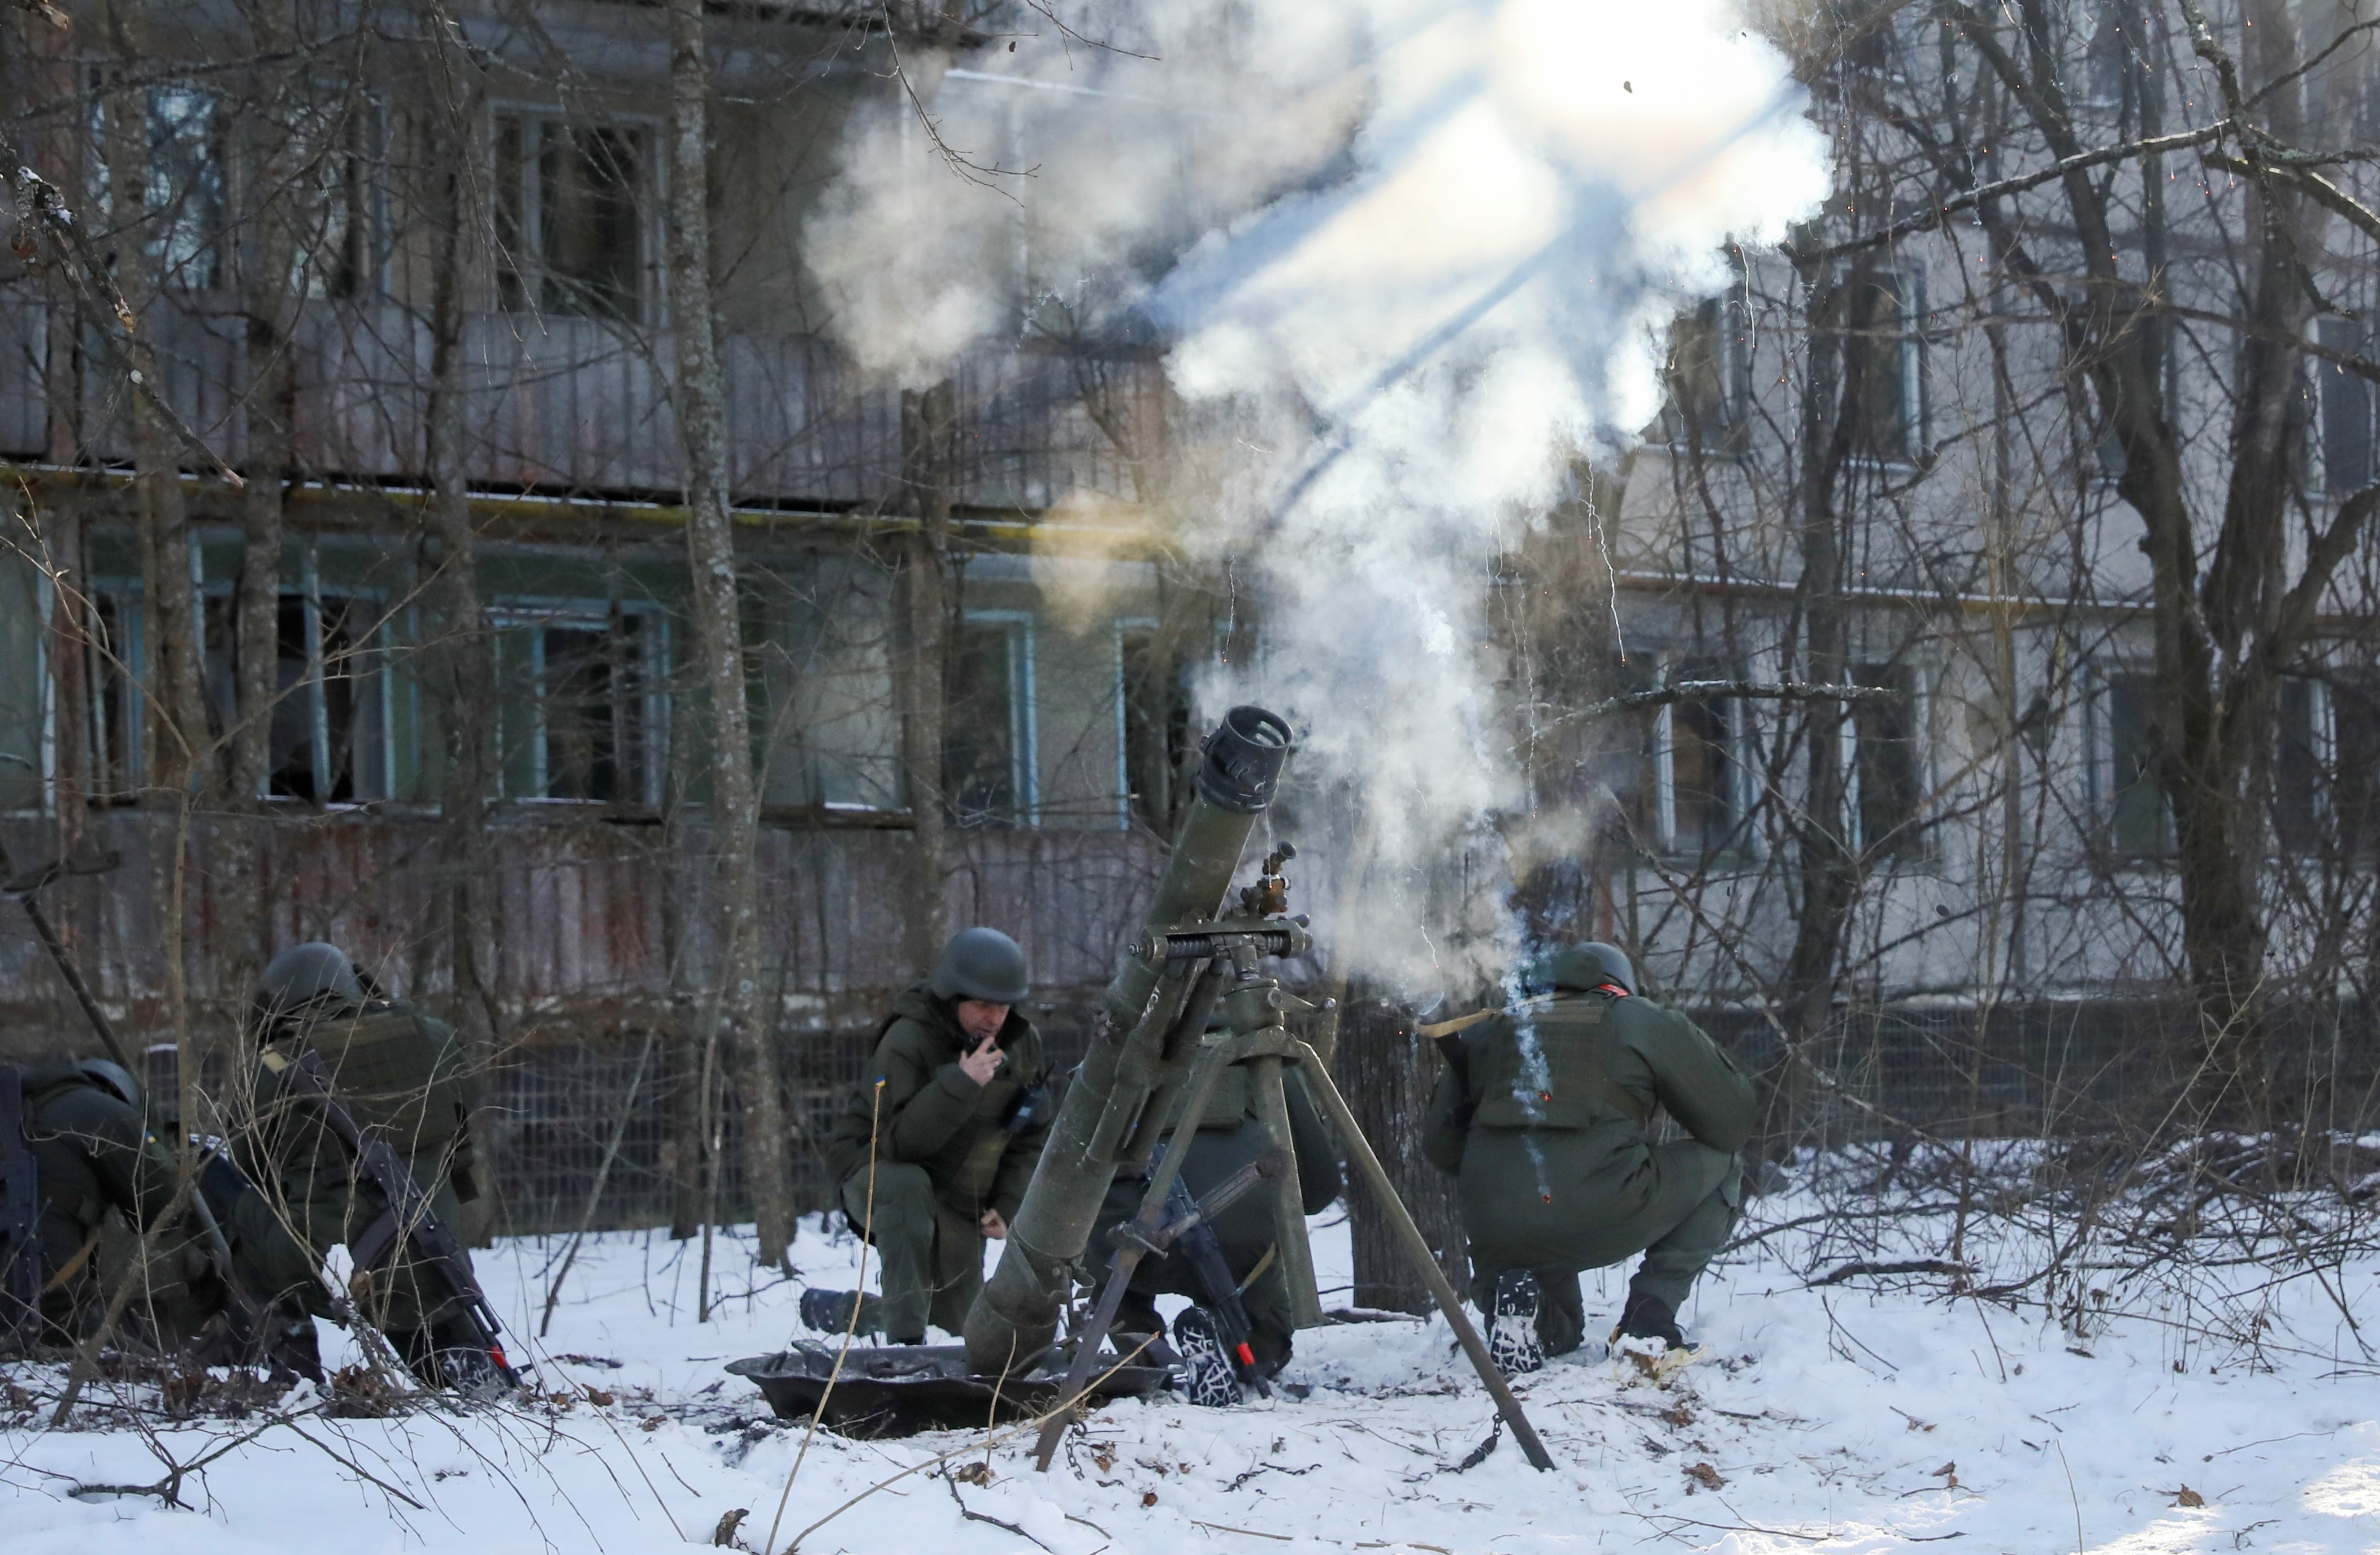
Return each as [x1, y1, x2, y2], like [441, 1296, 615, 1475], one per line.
[727, 1342, 1169, 1439]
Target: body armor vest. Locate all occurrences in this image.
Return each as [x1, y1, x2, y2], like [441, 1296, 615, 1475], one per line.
[274, 1005, 471, 1166]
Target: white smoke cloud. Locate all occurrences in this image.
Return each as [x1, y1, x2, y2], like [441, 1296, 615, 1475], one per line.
[805, 0, 1831, 994]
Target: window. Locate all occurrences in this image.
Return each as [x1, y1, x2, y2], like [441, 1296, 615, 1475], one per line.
[84, 585, 144, 802]
[1658, 658, 1739, 856]
[1660, 284, 1750, 454]
[495, 607, 665, 804]
[0, 547, 42, 810]
[261, 587, 393, 804]
[2275, 677, 2326, 855]
[1119, 623, 1189, 834]
[2318, 319, 2373, 496]
[290, 98, 388, 300]
[1852, 662, 1925, 857]
[1845, 263, 1923, 463]
[944, 614, 1037, 828]
[92, 85, 226, 291]
[495, 113, 650, 323]
[2080, 0, 2138, 110]
[2334, 678, 2380, 856]
[2101, 672, 2170, 856]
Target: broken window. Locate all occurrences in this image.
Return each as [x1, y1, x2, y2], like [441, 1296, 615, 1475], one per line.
[1660, 287, 1750, 454]
[2275, 677, 2324, 855]
[495, 607, 663, 805]
[944, 615, 1036, 828]
[144, 87, 227, 292]
[1661, 657, 1739, 857]
[266, 590, 390, 804]
[1120, 625, 1190, 835]
[495, 114, 649, 323]
[1852, 662, 1925, 858]
[2102, 672, 2170, 857]
[1845, 263, 1923, 464]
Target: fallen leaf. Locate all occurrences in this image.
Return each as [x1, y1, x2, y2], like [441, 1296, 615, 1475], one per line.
[1661, 1405, 1695, 1428]
[711, 1508, 748, 1548]
[1684, 1462, 1725, 1491]
[1931, 1462, 1956, 1478]
[2174, 1485, 2205, 1508]
[584, 1386, 615, 1407]
[953, 1462, 992, 1487]
[1093, 1450, 1115, 1472]
[1142, 1491, 1160, 1508]
[641, 1415, 667, 1432]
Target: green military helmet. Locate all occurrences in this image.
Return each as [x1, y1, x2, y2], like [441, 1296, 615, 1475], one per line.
[76, 1057, 140, 1110]
[928, 927, 1030, 1004]
[1545, 941, 1635, 994]
[253, 940, 366, 1024]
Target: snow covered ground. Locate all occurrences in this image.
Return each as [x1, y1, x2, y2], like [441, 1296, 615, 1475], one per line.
[5, 1180, 2376, 1555]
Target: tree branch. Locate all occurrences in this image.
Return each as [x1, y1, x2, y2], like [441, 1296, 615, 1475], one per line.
[1800, 122, 2231, 262]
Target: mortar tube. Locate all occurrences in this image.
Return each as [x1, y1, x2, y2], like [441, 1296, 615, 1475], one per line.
[964, 707, 1290, 1373]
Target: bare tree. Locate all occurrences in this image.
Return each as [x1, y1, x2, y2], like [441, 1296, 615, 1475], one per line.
[666, 0, 795, 1270]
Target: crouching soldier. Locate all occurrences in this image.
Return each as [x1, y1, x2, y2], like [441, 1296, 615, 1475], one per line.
[1421, 941, 1755, 1374]
[803, 928, 1052, 1345]
[1090, 1044, 1341, 1404]
[2, 1058, 321, 1375]
[235, 941, 497, 1388]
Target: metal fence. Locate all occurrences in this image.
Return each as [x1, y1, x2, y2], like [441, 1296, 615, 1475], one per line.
[475, 996, 2380, 1238]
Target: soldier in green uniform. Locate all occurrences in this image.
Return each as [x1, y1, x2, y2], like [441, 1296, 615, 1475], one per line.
[235, 941, 492, 1385]
[1090, 1046, 1341, 1400]
[2, 1058, 321, 1374]
[803, 928, 1054, 1345]
[1421, 941, 1755, 1373]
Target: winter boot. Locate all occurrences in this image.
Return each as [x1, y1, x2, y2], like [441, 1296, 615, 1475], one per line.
[799, 1288, 862, 1335]
[1488, 1270, 1545, 1378]
[1171, 1305, 1241, 1408]
[1612, 1291, 1687, 1351]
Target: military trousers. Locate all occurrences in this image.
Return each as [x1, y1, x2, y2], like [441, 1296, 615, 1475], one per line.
[1093, 1120, 1301, 1377]
[1458, 1128, 1741, 1355]
[840, 1163, 985, 1342]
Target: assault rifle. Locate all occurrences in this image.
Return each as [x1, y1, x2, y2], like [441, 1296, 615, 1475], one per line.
[1161, 1169, 1270, 1398]
[258, 1046, 518, 1389]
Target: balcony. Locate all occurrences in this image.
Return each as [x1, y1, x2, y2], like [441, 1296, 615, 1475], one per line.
[0, 291, 1163, 514]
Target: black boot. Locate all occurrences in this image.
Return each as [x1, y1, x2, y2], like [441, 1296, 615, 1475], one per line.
[1612, 1290, 1686, 1350]
[1488, 1270, 1545, 1377]
[1171, 1305, 1241, 1407]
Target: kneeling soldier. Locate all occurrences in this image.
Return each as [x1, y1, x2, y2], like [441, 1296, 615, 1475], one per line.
[1421, 941, 1755, 1372]
[236, 941, 495, 1386]
[804, 928, 1052, 1344]
[1091, 1045, 1341, 1402]
[2, 1058, 320, 1374]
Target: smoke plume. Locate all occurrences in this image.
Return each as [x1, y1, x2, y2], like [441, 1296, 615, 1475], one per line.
[806, 0, 1831, 994]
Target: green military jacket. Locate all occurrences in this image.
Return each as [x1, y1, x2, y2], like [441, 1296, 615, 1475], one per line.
[240, 998, 484, 1204]
[1420, 986, 1755, 1174]
[826, 985, 1053, 1224]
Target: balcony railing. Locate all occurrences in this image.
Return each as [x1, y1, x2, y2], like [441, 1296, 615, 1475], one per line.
[0, 290, 1163, 514]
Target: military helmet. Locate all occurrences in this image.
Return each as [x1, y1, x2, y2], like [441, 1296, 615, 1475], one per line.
[76, 1058, 140, 1110]
[253, 941, 366, 1023]
[927, 927, 1030, 1004]
[1547, 941, 1635, 995]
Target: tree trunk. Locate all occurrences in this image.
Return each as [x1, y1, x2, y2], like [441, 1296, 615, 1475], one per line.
[1774, 248, 1862, 1116]
[896, 382, 956, 969]
[224, 0, 298, 1016]
[667, 0, 793, 1270]
[415, 48, 504, 1237]
[1333, 991, 1466, 1315]
[99, 5, 211, 804]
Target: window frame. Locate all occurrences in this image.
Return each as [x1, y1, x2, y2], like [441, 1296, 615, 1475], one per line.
[488, 103, 663, 327]
[1844, 258, 1928, 468]
[2088, 664, 2174, 860]
[488, 596, 671, 809]
[946, 608, 1040, 829]
[1651, 654, 1749, 859]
